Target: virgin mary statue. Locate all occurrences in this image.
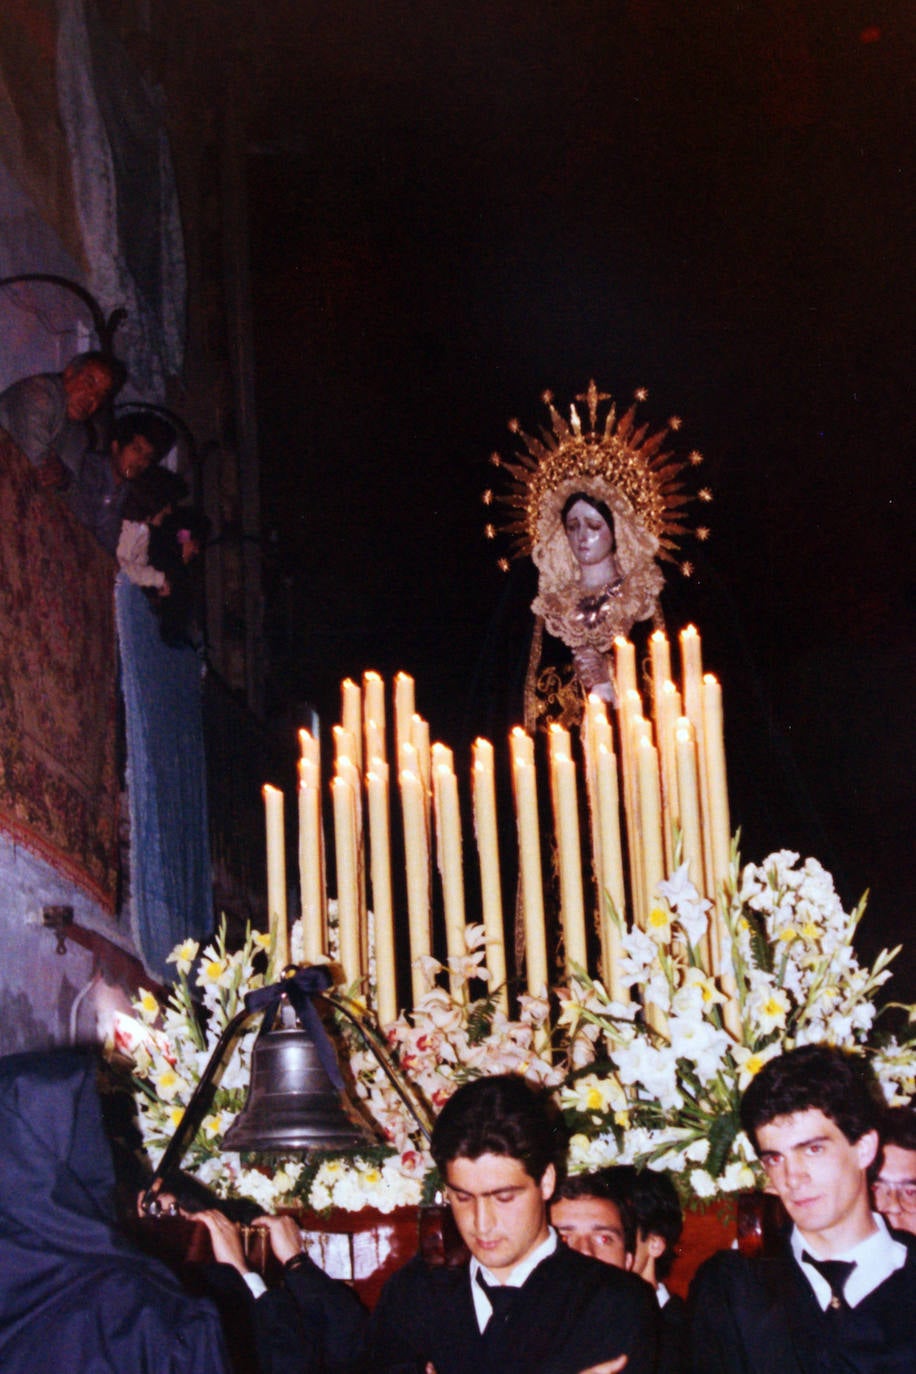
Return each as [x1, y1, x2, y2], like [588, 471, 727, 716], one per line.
[485, 380, 704, 733]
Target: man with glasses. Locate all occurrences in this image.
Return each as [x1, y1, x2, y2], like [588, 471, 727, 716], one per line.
[873, 1107, 916, 1238]
[368, 1074, 658, 1374]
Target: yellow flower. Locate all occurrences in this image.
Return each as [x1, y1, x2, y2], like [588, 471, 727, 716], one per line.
[682, 967, 725, 1005]
[199, 958, 228, 986]
[137, 989, 159, 1021]
[168, 1105, 185, 1129]
[778, 927, 798, 943]
[647, 906, 672, 941]
[614, 1110, 631, 1129]
[167, 939, 200, 975]
[203, 1114, 223, 1138]
[361, 1168, 381, 1186]
[253, 931, 272, 951]
[155, 1068, 183, 1101]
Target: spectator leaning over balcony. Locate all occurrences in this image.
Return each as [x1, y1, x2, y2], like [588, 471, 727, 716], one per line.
[147, 505, 211, 647]
[117, 465, 190, 593]
[69, 409, 176, 553]
[0, 350, 124, 489]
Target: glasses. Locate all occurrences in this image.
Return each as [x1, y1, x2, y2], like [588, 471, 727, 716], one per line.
[873, 1180, 916, 1212]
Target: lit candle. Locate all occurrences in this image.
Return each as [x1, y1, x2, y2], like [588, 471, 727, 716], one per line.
[614, 636, 638, 702]
[702, 674, 731, 899]
[636, 734, 665, 931]
[333, 725, 357, 770]
[679, 625, 704, 728]
[679, 625, 713, 894]
[649, 629, 671, 725]
[471, 738, 508, 1011]
[399, 764, 432, 1006]
[394, 672, 415, 762]
[674, 718, 710, 968]
[362, 671, 386, 763]
[333, 731, 366, 962]
[367, 762, 397, 1024]
[434, 761, 467, 997]
[509, 728, 548, 998]
[636, 735, 668, 1037]
[548, 725, 588, 977]
[596, 741, 628, 1002]
[582, 697, 606, 959]
[299, 727, 320, 769]
[364, 717, 384, 769]
[431, 741, 454, 772]
[298, 759, 325, 964]
[340, 679, 362, 773]
[585, 691, 614, 757]
[262, 784, 289, 972]
[620, 691, 644, 927]
[657, 679, 682, 873]
[409, 714, 431, 796]
[702, 673, 741, 1035]
[331, 775, 361, 988]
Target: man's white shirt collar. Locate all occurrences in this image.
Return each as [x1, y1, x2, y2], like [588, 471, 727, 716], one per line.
[792, 1213, 907, 1309]
[470, 1227, 558, 1330]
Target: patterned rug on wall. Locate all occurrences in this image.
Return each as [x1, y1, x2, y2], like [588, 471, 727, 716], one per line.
[0, 434, 119, 910]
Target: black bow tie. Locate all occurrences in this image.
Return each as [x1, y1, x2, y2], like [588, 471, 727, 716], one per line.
[476, 1271, 520, 1324]
[801, 1251, 857, 1311]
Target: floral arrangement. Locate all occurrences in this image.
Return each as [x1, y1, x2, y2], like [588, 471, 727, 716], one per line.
[559, 849, 915, 1200]
[112, 849, 915, 1214]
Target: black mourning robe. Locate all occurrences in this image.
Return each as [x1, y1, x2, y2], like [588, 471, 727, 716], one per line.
[687, 1240, 916, 1374]
[200, 1254, 368, 1374]
[658, 1290, 688, 1374]
[368, 1243, 659, 1374]
[0, 1049, 230, 1374]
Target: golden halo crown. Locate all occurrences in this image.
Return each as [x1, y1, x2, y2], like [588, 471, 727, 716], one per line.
[483, 380, 709, 576]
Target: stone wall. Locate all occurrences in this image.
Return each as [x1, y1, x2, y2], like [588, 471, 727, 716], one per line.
[0, 833, 146, 1056]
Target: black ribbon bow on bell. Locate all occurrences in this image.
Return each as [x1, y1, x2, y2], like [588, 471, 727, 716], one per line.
[244, 965, 345, 1090]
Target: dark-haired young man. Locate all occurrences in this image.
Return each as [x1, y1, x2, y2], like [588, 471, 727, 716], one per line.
[550, 1171, 635, 1270]
[369, 1075, 658, 1374]
[553, 1168, 686, 1373]
[688, 1045, 916, 1373]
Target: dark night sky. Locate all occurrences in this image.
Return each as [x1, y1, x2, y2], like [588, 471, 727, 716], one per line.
[238, 3, 914, 993]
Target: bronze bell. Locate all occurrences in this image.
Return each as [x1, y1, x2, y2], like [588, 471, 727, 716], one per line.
[222, 1004, 374, 1153]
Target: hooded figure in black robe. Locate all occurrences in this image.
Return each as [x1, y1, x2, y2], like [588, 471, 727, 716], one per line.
[0, 1048, 231, 1374]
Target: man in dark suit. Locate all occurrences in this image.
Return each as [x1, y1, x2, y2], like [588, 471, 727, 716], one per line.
[688, 1044, 916, 1373]
[369, 1074, 658, 1374]
[552, 1168, 686, 1374]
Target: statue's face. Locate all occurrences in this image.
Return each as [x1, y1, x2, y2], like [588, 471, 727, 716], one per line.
[563, 499, 614, 568]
